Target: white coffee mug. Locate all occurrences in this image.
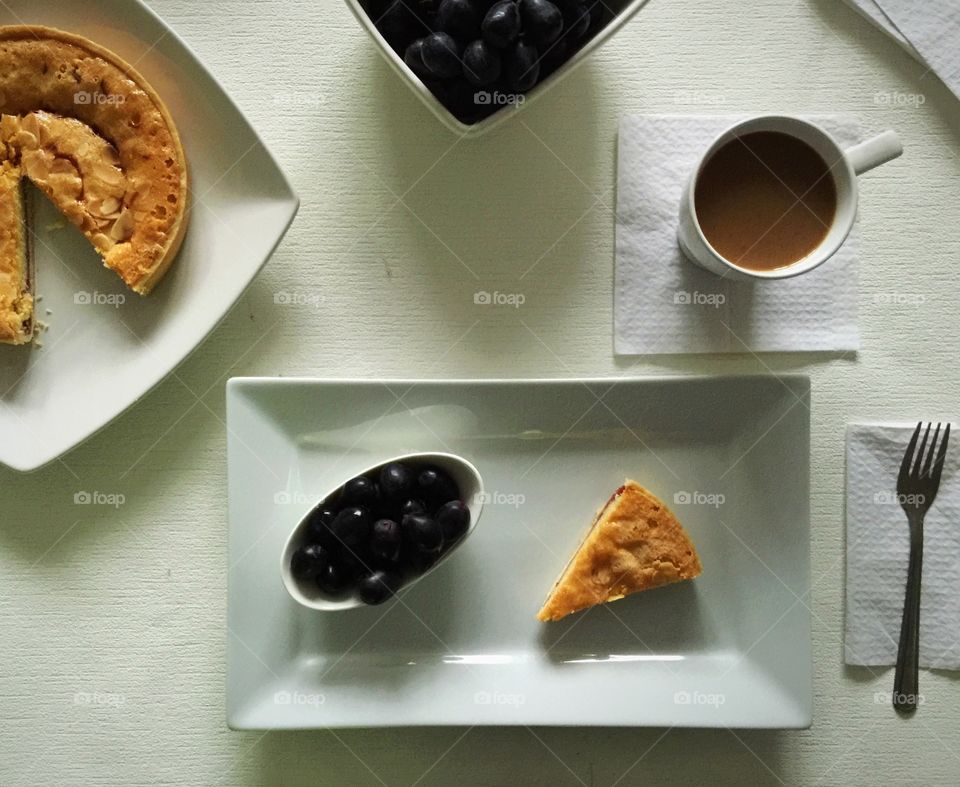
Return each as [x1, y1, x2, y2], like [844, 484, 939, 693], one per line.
[677, 115, 902, 280]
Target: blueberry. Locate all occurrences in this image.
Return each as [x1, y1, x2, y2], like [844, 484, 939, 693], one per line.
[290, 544, 328, 580]
[520, 0, 563, 45]
[338, 545, 378, 576]
[316, 561, 354, 594]
[402, 513, 444, 553]
[371, 518, 403, 562]
[404, 38, 433, 79]
[504, 40, 540, 91]
[342, 475, 380, 508]
[437, 0, 482, 40]
[417, 467, 460, 508]
[422, 32, 462, 79]
[312, 506, 337, 527]
[399, 498, 427, 517]
[482, 1, 522, 48]
[560, 1, 589, 40]
[437, 500, 471, 542]
[330, 506, 372, 551]
[405, 547, 438, 575]
[380, 462, 416, 501]
[461, 39, 501, 86]
[357, 570, 402, 605]
[305, 506, 337, 548]
[376, 0, 419, 48]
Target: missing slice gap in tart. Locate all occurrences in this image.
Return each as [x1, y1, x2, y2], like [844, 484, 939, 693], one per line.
[537, 480, 703, 622]
[0, 25, 188, 346]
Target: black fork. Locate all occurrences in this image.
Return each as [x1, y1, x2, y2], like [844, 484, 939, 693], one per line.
[893, 422, 951, 713]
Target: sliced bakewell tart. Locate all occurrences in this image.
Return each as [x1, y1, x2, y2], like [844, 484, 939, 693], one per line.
[0, 25, 189, 345]
[537, 480, 703, 622]
[0, 161, 31, 344]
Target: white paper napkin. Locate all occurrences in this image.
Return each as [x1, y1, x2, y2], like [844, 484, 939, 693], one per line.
[873, 0, 960, 101]
[842, 0, 960, 103]
[840, 0, 914, 51]
[615, 115, 861, 356]
[845, 423, 960, 669]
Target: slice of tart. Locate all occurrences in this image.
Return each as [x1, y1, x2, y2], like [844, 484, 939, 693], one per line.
[0, 25, 189, 345]
[537, 480, 703, 622]
[0, 161, 31, 344]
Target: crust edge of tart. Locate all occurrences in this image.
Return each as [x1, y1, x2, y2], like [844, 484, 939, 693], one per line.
[0, 24, 189, 296]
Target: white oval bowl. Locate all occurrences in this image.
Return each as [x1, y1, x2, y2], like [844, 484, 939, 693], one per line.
[280, 452, 484, 611]
[342, 0, 650, 137]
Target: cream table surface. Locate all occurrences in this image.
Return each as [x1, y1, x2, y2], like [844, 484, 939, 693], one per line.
[3, 0, 960, 784]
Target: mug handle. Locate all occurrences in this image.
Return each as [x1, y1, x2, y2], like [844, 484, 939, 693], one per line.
[846, 130, 903, 175]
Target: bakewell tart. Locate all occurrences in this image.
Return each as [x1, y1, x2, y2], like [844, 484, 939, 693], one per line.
[0, 161, 31, 344]
[537, 481, 703, 622]
[0, 25, 188, 345]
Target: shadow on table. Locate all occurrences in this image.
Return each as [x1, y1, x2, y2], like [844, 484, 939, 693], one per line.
[537, 581, 715, 660]
[245, 725, 790, 786]
[612, 349, 858, 372]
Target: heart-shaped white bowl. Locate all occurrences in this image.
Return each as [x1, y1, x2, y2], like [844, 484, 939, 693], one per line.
[280, 452, 485, 611]
[343, 0, 650, 137]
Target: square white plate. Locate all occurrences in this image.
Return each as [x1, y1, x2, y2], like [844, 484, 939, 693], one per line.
[227, 376, 812, 729]
[0, 0, 298, 472]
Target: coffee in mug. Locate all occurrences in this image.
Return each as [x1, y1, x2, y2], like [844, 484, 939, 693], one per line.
[693, 131, 837, 272]
[677, 116, 903, 281]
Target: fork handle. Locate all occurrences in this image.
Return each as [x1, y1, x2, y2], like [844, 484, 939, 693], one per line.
[893, 514, 924, 713]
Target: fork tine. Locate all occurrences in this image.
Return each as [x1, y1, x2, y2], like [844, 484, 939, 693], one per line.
[899, 422, 923, 486]
[913, 422, 932, 476]
[930, 423, 951, 492]
[921, 423, 942, 478]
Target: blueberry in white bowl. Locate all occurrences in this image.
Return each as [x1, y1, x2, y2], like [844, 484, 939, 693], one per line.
[462, 39, 502, 86]
[379, 460, 417, 501]
[281, 452, 484, 611]
[370, 518, 403, 562]
[353, 0, 615, 127]
[482, 1, 522, 49]
[421, 32, 463, 79]
[436, 0, 483, 40]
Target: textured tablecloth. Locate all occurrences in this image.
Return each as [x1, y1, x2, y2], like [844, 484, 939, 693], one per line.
[2, 0, 960, 784]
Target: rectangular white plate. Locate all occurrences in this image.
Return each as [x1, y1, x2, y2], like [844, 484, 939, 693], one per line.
[226, 377, 811, 729]
[0, 0, 298, 472]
